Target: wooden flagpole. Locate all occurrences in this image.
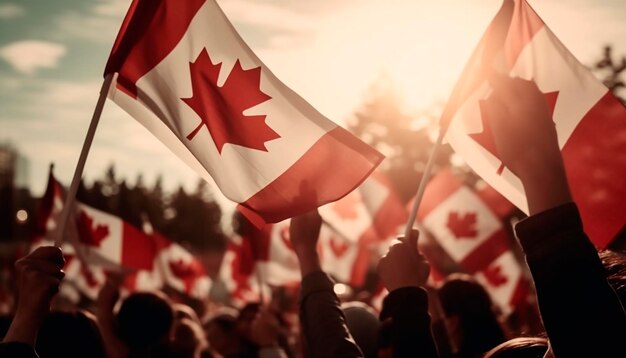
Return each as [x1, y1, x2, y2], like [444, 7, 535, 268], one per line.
[54, 74, 115, 247]
[404, 129, 446, 240]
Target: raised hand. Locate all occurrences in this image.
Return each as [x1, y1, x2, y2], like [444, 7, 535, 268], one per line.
[377, 230, 430, 291]
[289, 210, 322, 275]
[4, 246, 65, 345]
[484, 74, 572, 214]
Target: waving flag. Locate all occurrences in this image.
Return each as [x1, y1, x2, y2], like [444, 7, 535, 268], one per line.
[126, 232, 212, 300]
[443, 0, 626, 247]
[417, 169, 529, 314]
[104, 0, 382, 224]
[36, 171, 157, 271]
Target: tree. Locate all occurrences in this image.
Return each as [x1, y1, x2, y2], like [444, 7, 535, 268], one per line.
[348, 75, 454, 201]
[593, 45, 626, 103]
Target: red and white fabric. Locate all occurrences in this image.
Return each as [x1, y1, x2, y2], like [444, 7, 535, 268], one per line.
[104, 0, 382, 225]
[444, 0, 626, 248]
[126, 233, 211, 300]
[418, 169, 528, 314]
[219, 235, 270, 307]
[320, 170, 407, 244]
[37, 172, 157, 272]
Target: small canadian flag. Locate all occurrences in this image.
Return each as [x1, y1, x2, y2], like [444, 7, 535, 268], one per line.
[36, 169, 157, 272]
[417, 169, 529, 314]
[104, 0, 382, 225]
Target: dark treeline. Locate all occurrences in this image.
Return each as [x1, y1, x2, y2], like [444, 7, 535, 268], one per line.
[75, 165, 226, 252]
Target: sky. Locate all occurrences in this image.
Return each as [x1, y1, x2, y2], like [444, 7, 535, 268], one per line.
[1, 0, 625, 206]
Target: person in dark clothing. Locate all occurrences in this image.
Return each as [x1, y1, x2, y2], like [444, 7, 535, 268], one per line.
[438, 274, 506, 357]
[290, 210, 364, 358]
[377, 230, 439, 358]
[483, 74, 626, 357]
[0, 246, 64, 358]
[36, 310, 106, 358]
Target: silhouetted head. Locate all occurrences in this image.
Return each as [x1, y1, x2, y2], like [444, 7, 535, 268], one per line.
[204, 311, 247, 357]
[439, 274, 506, 357]
[117, 291, 174, 353]
[171, 317, 209, 358]
[484, 337, 549, 358]
[36, 310, 105, 358]
[342, 301, 380, 358]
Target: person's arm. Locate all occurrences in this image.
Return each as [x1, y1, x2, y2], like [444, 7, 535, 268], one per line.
[96, 276, 129, 358]
[485, 74, 626, 357]
[290, 210, 363, 358]
[377, 231, 439, 358]
[2, 246, 65, 358]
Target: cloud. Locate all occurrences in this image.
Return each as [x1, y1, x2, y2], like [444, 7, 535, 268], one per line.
[0, 40, 67, 75]
[0, 3, 25, 19]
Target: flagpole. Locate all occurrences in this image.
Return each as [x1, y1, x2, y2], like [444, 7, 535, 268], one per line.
[54, 73, 115, 247]
[404, 129, 446, 239]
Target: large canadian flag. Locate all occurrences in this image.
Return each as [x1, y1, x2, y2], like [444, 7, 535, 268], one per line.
[36, 171, 157, 272]
[104, 0, 383, 224]
[418, 169, 529, 314]
[444, 0, 626, 248]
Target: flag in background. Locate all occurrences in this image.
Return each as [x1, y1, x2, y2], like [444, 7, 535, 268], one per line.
[104, 0, 383, 225]
[35, 170, 157, 272]
[417, 169, 529, 315]
[443, 0, 626, 248]
[34, 169, 210, 301]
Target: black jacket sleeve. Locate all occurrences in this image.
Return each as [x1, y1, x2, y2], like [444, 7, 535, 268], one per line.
[0, 342, 39, 358]
[515, 203, 626, 357]
[380, 287, 439, 358]
[299, 271, 363, 358]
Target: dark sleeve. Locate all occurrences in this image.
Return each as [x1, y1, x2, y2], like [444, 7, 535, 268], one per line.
[515, 203, 626, 357]
[299, 271, 363, 358]
[0, 342, 39, 358]
[380, 287, 439, 358]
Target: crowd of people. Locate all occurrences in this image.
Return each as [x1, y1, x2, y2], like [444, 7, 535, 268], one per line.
[1, 77, 625, 357]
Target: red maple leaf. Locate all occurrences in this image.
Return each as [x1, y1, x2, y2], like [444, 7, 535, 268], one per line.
[329, 236, 349, 258]
[331, 193, 360, 220]
[80, 265, 100, 288]
[446, 211, 478, 239]
[182, 48, 279, 153]
[168, 259, 202, 292]
[483, 264, 508, 287]
[470, 91, 559, 174]
[76, 211, 109, 247]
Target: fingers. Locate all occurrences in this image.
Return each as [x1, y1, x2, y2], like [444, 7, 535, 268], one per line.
[399, 229, 419, 252]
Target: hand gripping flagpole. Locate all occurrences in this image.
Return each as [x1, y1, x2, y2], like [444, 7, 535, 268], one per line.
[54, 73, 115, 247]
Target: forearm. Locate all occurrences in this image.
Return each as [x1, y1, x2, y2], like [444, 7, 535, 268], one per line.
[516, 204, 626, 357]
[299, 271, 363, 358]
[2, 311, 41, 346]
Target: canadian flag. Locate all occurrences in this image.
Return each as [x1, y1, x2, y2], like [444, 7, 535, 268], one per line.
[36, 170, 157, 272]
[104, 0, 383, 225]
[418, 169, 529, 314]
[320, 170, 408, 244]
[219, 235, 270, 306]
[126, 233, 212, 300]
[444, 0, 626, 248]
